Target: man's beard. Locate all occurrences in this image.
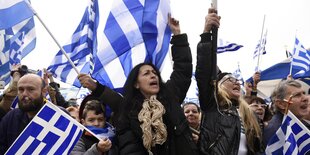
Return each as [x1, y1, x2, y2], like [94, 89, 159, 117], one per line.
[18, 94, 45, 112]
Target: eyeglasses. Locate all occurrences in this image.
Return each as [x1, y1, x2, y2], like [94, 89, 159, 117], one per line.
[222, 77, 242, 85]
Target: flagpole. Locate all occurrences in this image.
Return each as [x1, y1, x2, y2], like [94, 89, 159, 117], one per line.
[256, 15, 266, 71]
[211, 0, 218, 83]
[284, 95, 293, 114]
[26, 3, 79, 75]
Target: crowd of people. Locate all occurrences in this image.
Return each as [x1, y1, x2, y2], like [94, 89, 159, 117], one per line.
[0, 7, 309, 155]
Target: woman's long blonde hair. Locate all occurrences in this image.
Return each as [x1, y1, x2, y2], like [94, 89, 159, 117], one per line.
[217, 83, 262, 152]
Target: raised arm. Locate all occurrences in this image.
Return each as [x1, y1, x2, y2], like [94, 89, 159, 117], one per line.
[195, 7, 220, 112]
[165, 15, 192, 104]
[78, 74, 122, 114]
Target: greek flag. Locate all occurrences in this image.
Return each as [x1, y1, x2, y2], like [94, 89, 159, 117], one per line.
[232, 64, 244, 85]
[265, 111, 310, 155]
[291, 37, 310, 77]
[253, 30, 267, 59]
[85, 123, 115, 141]
[48, 0, 171, 91]
[47, 0, 98, 87]
[0, 15, 36, 86]
[6, 101, 84, 154]
[92, 0, 171, 89]
[0, 0, 34, 30]
[217, 38, 243, 54]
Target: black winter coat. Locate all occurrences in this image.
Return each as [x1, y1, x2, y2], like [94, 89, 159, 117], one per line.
[195, 33, 262, 155]
[92, 34, 198, 155]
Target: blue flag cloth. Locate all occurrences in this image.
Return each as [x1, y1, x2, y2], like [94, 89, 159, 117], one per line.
[232, 65, 244, 85]
[6, 101, 85, 154]
[217, 38, 243, 54]
[0, 15, 36, 86]
[48, 0, 171, 91]
[291, 37, 310, 77]
[253, 30, 267, 59]
[47, 0, 98, 87]
[92, 0, 171, 90]
[85, 123, 115, 141]
[0, 0, 34, 30]
[265, 111, 310, 155]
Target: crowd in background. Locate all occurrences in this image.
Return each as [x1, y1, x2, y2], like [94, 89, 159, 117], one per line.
[0, 7, 309, 155]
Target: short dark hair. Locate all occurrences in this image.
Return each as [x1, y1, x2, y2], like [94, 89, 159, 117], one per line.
[182, 102, 200, 113]
[81, 100, 105, 119]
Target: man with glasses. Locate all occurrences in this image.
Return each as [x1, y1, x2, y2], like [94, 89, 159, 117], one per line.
[263, 79, 309, 146]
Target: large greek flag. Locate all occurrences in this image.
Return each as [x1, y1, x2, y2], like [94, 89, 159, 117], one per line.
[291, 37, 310, 77]
[92, 0, 171, 89]
[48, 0, 171, 90]
[6, 101, 84, 154]
[265, 111, 310, 155]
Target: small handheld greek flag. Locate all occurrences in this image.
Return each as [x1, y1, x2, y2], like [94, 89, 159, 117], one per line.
[265, 111, 310, 155]
[6, 101, 84, 154]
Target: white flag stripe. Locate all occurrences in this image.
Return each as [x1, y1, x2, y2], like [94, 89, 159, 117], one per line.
[0, 0, 24, 9]
[104, 56, 127, 88]
[16, 136, 35, 154]
[32, 142, 46, 155]
[292, 37, 310, 77]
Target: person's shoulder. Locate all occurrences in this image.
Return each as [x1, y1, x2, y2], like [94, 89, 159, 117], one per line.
[4, 108, 24, 117]
[1, 109, 24, 123]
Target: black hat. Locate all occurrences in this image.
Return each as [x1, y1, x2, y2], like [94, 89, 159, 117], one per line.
[216, 72, 232, 85]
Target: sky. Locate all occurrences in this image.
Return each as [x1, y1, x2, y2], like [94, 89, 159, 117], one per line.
[19, 0, 310, 98]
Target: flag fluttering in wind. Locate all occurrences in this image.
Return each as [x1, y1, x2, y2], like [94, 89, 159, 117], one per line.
[48, 0, 171, 91]
[47, 0, 98, 87]
[265, 111, 310, 155]
[253, 30, 267, 59]
[217, 38, 243, 54]
[6, 101, 84, 154]
[232, 64, 244, 85]
[291, 37, 310, 77]
[0, 17, 36, 86]
[0, 0, 34, 30]
[92, 0, 171, 90]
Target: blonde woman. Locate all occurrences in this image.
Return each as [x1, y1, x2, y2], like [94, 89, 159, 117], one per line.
[195, 7, 263, 155]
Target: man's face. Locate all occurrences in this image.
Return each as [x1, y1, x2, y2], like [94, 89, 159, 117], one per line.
[285, 86, 309, 119]
[17, 75, 44, 112]
[82, 110, 105, 128]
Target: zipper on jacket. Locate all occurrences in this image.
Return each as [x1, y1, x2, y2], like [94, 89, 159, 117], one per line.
[208, 134, 222, 150]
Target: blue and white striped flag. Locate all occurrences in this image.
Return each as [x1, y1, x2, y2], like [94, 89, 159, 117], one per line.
[0, 0, 34, 30]
[6, 101, 84, 154]
[232, 65, 244, 85]
[92, 0, 171, 90]
[291, 37, 310, 77]
[265, 111, 310, 155]
[47, 0, 98, 87]
[0, 16, 36, 86]
[48, 0, 171, 91]
[217, 38, 243, 54]
[253, 30, 267, 59]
